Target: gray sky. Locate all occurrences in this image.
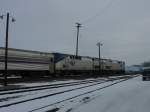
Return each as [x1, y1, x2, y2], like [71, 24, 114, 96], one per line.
[0, 0, 150, 66]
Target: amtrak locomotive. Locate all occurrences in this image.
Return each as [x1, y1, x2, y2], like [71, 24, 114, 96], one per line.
[0, 47, 125, 77]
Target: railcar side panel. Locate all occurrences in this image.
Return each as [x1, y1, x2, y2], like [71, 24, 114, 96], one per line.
[0, 48, 54, 76]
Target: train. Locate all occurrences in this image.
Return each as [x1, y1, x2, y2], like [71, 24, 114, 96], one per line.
[0, 47, 125, 77]
[142, 67, 150, 81]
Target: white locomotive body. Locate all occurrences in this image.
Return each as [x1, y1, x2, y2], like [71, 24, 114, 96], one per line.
[54, 53, 93, 75]
[93, 58, 125, 74]
[54, 53, 125, 76]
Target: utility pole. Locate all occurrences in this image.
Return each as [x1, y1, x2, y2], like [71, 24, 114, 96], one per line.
[97, 42, 103, 73]
[4, 13, 9, 86]
[75, 23, 81, 56]
[0, 12, 15, 86]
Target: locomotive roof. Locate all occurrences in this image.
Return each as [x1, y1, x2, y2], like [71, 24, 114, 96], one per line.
[0, 47, 124, 63]
[0, 47, 52, 55]
[53, 52, 124, 63]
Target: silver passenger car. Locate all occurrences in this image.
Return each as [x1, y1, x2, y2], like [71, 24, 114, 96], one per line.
[0, 47, 54, 76]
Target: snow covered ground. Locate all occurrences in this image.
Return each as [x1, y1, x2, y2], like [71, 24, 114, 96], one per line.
[1, 76, 149, 112]
[60, 76, 150, 112]
[0, 79, 105, 106]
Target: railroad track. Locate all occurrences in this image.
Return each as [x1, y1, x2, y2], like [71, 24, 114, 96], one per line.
[0, 75, 131, 93]
[0, 75, 136, 110]
[0, 75, 132, 92]
[0, 78, 107, 95]
[30, 75, 138, 112]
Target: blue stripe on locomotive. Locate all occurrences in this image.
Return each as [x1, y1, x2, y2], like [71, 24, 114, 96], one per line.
[53, 53, 68, 63]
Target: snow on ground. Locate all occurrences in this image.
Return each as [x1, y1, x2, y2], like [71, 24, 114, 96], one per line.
[0, 78, 121, 112]
[0, 79, 105, 106]
[1, 76, 148, 112]
[57, 76, 150, 112]
[28, 76, 149, 112]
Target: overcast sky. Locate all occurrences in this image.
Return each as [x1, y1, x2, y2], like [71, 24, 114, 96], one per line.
[0, 0, 150, 66]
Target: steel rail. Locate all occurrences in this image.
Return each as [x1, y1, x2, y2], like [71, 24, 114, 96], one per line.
[0, 75, 134, 109]
[0, 78, 106, 95]
[30, 75, 137, 112]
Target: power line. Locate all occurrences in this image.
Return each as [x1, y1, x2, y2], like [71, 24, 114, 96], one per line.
[81, 0, 116, 25]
